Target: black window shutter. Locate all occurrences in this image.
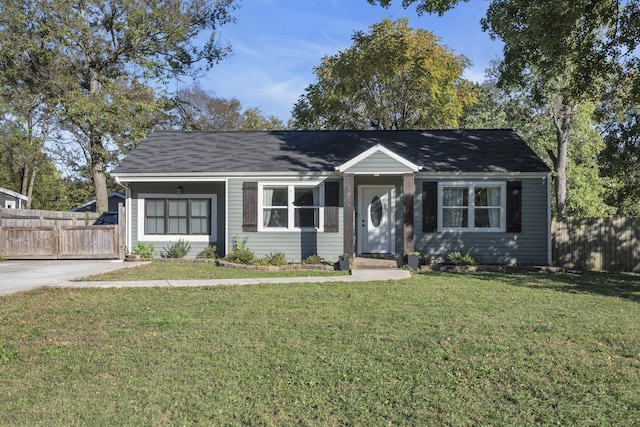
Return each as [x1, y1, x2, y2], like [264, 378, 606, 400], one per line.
[324, 181, 339, 233]
[422, 181, 437, 233]
[506, 181, 522, 233]
[242, 182, 258, 232]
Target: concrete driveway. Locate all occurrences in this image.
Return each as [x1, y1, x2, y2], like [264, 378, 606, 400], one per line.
[0, 260, 138, 297]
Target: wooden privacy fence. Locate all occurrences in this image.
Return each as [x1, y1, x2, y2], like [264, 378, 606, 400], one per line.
[553, 217, 640, 273]
[0, 205, 125, 260]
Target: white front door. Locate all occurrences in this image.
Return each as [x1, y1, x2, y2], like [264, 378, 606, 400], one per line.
[358, 186, 394, 254]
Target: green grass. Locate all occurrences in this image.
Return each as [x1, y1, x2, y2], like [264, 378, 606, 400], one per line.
[79, 261, 347, 281]
[1, 272, 639, 425]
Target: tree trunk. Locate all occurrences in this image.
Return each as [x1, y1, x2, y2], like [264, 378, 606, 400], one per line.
[89, 69, 109, 214]
[21, 161, 31, 204]
[25, 157, 38, 209]
[550, 100, 577, 217]
[91, 134, 109, 214]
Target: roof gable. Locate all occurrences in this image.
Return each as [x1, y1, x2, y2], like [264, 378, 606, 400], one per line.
[0, 187, 28, 201]
[336, 144, 421, 174]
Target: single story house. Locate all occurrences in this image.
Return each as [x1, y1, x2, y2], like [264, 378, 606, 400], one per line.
[0, 187, 28, 209]
[70, 192, 126, 212]
[112, 130, 552, 265]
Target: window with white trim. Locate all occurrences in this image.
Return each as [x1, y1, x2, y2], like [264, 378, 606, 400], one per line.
[439, 182, 506, 231]
[259, 183, 323, 230]
[145, 198, 210, 235]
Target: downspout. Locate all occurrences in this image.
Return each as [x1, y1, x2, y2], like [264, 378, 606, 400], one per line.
[114, 176, 131, 255]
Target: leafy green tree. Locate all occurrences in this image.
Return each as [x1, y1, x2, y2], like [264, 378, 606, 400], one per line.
[0, 0, 237, 213]
[598, 69, 640, 215]
[461, 80, 614, 217]
[369, 0, 638, 217]
[239, 108, 285, 131]
[291, 18, 476, 130]
[0, 12, 60, 209]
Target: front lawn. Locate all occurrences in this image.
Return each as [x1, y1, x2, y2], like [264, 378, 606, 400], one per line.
[1, 272, 639, 425]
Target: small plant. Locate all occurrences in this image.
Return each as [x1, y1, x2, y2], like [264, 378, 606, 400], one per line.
[408, 251, 420, 257]
[161, 239, 191, 259]
[263, 251, 288, 266]
[448, 250, 477, 266]
[132, 242, 154, 259]
[340, 253, 350, 260]
[196, 245, 218, 259]
[302, 254, 324, 265]
[225, 236, 255, 264]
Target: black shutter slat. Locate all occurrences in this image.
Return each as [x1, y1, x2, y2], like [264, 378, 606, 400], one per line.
[506, 181, 522, 233]
[242, 182, 258, 232]
[422, 181, 437, 233]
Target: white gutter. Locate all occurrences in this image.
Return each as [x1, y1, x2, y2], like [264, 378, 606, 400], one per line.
[114, 176, 132, 254]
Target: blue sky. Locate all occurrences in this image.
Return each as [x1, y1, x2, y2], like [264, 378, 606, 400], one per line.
[195, 0, 502, 123]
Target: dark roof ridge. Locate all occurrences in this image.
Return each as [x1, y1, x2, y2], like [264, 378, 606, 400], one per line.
[149, 128, 517, 133]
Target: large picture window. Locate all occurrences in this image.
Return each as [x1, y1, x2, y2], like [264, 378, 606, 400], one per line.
[145, 198, 210, 235]
[439, 183, 506, 231]
[259, 183, 323, 230]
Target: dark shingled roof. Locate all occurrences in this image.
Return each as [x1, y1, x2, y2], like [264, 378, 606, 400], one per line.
[112, 130, 550, 174]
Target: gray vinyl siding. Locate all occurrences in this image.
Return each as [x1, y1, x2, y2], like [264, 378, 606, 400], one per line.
[0, 194, 14, 206]
[343, 151, 415, 174]
[414, 177, 550, 265]
[0, 193, 22, 208]
[227, 177, 343, 262]
[129, 182, 225, 258]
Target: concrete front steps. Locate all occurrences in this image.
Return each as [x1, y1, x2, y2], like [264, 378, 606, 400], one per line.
[351, 256, 401, 270]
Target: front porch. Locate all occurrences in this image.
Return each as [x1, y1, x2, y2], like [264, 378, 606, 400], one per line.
[335, 144, 421, 261]
[340, 173, 418, 261]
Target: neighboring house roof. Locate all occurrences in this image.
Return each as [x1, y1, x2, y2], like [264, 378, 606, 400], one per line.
[112, 130, 551, 175]
[0, 187, 28, 201]
[70, 192, 125, 212]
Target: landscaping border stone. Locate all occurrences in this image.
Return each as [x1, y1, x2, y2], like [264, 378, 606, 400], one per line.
[418, 264, 565, 273]
[217, 259, 336, 271]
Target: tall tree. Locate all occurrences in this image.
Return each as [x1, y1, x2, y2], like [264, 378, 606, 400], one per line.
[598, 68, 640, 215]
[168, 85, 285, 131]
[0, 4, 60, 209]
[0, 0, 237, 213]
[291, 18, 476, 130]
[369, 0, 639, 217]
[461, 80, 614, 217]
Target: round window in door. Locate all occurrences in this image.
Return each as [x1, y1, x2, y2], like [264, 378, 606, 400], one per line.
[370, 196, 383, 227]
